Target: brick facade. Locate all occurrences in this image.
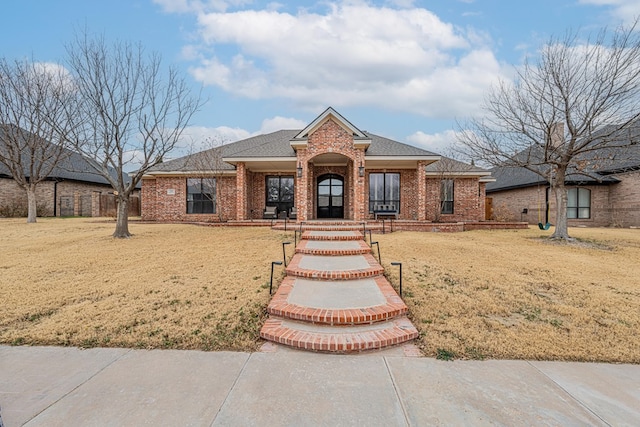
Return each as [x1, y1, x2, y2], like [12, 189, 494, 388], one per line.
[424, 177, 484, 222]
[488, 170, 640, 227]
[141, 115, 489, 224]
[0, 177, 140, 217]
[294, 118, 366, 221]
[142, 175, 236, 222]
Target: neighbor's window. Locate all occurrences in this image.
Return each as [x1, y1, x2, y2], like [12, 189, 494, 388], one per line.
[369, 173, 400, 212]
[441, 179, 454, 214]
[187, 178, 216, 214]
[567, 187, 590, 219]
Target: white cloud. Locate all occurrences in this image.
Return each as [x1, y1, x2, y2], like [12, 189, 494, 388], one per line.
[153, 0, 250, 13]
[406, 129, 463, 154]
[169, 125, 250, 158]
[579, 0, 640, 25]
[183, 2, 507, 118]
[258, 116, 307, 133]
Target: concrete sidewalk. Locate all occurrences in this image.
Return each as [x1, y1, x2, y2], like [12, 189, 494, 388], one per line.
[1, 345, 639, 426]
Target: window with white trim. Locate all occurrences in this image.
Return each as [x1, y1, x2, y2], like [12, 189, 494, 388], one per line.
[567, 187, 590, 219]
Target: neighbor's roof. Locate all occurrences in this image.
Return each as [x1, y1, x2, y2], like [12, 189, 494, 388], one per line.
[487, 126, 640, 192]
[0, 126, 136, 187]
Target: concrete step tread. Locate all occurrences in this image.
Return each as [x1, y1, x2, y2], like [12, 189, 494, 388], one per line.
[260, 316, 419, 353]
[286, 253, 384, 280]
[295, 239, 372, 255]
[267, 276, 407, 325]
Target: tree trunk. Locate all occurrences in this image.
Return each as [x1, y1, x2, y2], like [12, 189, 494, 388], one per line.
[550, 168, 571, 240]
[113, 196, 131, 238]
[26, 185, 38, 223]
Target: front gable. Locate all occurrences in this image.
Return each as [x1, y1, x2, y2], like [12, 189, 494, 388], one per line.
[290, 107, 371, 152]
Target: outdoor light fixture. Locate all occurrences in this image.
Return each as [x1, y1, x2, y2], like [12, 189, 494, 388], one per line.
[358, 162, 365, 177]
[297, 163, 303, 178]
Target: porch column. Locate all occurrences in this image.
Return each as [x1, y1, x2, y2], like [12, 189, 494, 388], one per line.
[295, 158, 308, 221]
[353, 154, 366, 221]
[417, 161, 427, 220]
[235, 162, 247, 220]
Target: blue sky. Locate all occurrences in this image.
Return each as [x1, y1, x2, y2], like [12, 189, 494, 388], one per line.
[1, 0, 638, 157]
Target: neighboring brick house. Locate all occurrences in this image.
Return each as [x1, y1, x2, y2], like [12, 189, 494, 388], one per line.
[142, 107, 493, 224]
[486, 144, 640, 228]
[0, 135, 140, 217]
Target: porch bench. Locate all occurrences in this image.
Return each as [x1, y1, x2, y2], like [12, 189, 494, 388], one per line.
[373, 204, 398, 220]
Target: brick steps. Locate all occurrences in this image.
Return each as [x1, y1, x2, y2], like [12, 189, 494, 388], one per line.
[272, 220, 384, 232]
[295, 239, 372, 256]
[266, 276, 408, 325]
[260, 226, 419, 353]
[300, 230, 363, 241]
[260, 316, 418, 353]
[286, 253, 384, 280]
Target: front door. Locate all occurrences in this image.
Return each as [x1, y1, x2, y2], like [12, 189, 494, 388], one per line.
[317, 174, 344, 218]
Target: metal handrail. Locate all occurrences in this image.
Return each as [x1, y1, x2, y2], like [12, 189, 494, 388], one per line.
[282, 241, 291, 266]
[371, 241, 381, 263]
[270, 261, 283, 294]
[391, 262, 402, 297]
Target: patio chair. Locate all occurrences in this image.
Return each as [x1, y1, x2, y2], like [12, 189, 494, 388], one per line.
[263, 205, 278, 219]
[289, 207, 297, 220]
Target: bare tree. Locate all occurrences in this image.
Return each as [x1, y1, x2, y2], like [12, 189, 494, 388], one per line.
[457, 21, 640, 240]
[62, 33, 202, 237]
[0, 59, 72, 222]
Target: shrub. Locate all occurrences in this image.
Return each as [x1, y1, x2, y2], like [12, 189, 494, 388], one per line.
[0, 200, 51, 217]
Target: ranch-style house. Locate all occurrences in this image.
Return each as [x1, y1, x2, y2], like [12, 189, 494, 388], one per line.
[141, 107, 496, 226]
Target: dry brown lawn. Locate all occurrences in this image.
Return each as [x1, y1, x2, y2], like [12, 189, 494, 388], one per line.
[1, 218, 639, 362]
[377, 227, 640, 362]
[0, 218, 288, 351]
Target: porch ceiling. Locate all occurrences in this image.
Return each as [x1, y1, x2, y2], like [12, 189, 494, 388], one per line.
[312, 153, 350, 166]
[365, 157, 439, 170]
[241, 158, 297, 172]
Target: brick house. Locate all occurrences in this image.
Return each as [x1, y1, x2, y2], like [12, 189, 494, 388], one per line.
[486, 144, 640, 228]
[142, 107, 494, 224]
[0, 131, 140, 217]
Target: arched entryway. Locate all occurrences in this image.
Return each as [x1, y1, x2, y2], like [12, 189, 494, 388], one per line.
[317, 174, 344, 218]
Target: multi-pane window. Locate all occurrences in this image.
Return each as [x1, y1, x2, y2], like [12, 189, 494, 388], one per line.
[187, 178, 215, 214]
[567, 187, 590, 219]
[369, 173, 400, 212]
[266, 176, 294, 214]
[441, 179, 454, 214]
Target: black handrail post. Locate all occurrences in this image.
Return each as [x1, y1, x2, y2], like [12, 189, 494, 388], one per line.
[382, 219, 386, 234]
[391, 218, 394, 233]
[294, 229, 298, 247]
[391, 262, 402, 297]
[270, 261, 283, 295]
[282, 241, 291, 266]
[284, 217, 288, 232]
[366, 229, 372, 246]
[361, 222, 366, 239]
[371, 241, 381, 263]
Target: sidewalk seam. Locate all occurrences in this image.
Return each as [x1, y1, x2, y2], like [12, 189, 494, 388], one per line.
[526, 361, 612, 427]
[209, 352, 252, 427]
[23, 348, 132, 425]
[383, 357, 411, 427]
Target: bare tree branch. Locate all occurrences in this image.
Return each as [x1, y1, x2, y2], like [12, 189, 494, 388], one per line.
[61, 32, 203, 237]
[0, 59, 73, 222]
[457, 20, 640, 239]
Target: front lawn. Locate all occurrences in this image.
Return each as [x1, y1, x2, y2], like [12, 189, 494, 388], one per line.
[1, 218, 638, 362]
